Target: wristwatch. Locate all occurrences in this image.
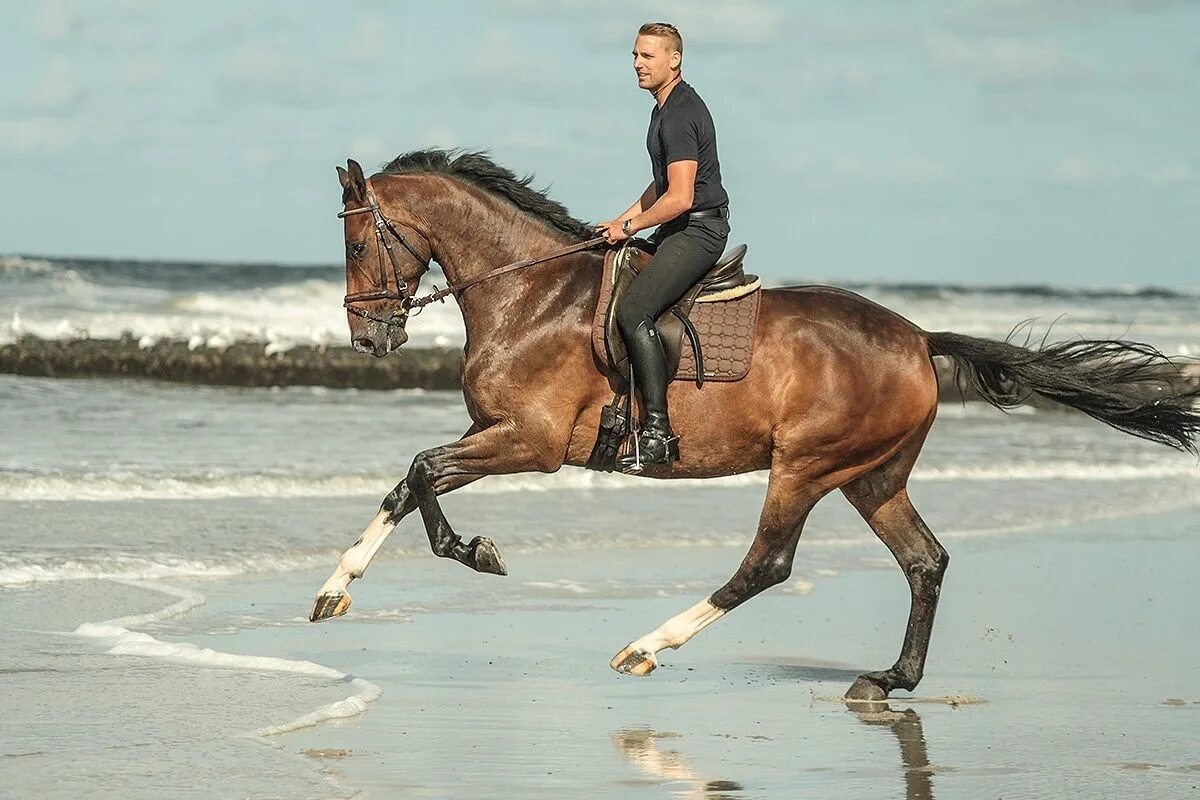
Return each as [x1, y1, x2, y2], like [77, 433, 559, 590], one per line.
[621, 219, 632, 236]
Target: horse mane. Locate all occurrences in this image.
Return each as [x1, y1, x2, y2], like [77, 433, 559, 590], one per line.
[378, 149, 593, 242]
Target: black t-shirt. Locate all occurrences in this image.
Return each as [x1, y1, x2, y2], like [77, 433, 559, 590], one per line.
[646, 80, 729, 214]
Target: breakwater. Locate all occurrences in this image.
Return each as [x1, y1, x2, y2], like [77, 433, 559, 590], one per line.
[2, 335, 1197, 407]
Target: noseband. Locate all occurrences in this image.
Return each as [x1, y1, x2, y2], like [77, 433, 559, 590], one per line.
[338, 184, 608, 329]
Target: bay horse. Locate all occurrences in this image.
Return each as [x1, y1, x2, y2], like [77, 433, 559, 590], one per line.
[312, 150, 1199, 701]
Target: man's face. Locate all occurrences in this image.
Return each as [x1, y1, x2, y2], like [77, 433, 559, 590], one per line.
[633, 34, 679, 92]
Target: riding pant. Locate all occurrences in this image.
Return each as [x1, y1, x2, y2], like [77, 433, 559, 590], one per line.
[615, 214, 731, 338]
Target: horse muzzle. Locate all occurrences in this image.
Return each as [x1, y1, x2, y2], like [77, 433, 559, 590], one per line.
[351, 319, 408, 357]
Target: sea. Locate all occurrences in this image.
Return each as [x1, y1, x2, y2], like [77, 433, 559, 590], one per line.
[2, 253, 1198, 798]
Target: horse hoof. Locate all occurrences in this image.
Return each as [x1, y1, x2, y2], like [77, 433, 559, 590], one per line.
[845, 675, 889, 702]
[610, 645, 657, 676]
[469, 537, 508, 576]
[310, 590, 352, 622]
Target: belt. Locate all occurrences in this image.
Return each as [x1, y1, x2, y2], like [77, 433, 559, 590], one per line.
[688, 206, 729, 220]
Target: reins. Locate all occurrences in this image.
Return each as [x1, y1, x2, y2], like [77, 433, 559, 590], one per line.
[338, 186, 607, 324]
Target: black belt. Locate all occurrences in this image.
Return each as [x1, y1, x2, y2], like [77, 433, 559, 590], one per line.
[688, 206, 729, 220]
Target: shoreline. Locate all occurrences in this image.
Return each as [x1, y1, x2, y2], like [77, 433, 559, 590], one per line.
[4, 335, 1197, 403]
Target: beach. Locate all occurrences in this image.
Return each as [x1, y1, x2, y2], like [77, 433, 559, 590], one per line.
[2, 254, 1199, 798]
[3, 508, 1198, 799]
[2, 374, 1198, 798]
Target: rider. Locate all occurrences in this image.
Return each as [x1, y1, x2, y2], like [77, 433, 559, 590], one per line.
[597, 22, 731, 472]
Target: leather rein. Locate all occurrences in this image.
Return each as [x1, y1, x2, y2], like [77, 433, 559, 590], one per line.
[338, 186, 607, 326]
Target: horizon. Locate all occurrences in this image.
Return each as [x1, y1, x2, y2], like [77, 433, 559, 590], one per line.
[6, 249, 1195, 298]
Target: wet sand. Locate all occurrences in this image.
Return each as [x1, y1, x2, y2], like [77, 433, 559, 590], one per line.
[227, 508, 1200, 799]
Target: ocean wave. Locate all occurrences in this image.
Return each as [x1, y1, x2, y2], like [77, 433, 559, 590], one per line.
[1, 255, 56, 274]
[1, 457, 1195, 504]
[1, 278, 466, 350]
[71, 581, 381, 738]
[0, 551, 337, 587]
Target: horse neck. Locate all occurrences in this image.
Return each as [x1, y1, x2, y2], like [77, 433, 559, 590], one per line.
[386, 174, 599, 346]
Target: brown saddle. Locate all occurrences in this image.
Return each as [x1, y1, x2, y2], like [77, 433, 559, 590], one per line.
[592, 239, 762, 386]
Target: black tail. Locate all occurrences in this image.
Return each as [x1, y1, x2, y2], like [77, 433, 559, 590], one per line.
[926, 331, 1200, 455]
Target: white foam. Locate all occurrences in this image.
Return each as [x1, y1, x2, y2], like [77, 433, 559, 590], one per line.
[912, 462, 1200, 482]
[0, 277, 468, 349]
[2, 455, 1195, 504]
[71, 581, 381, 739]
[0, 552, 332, 588]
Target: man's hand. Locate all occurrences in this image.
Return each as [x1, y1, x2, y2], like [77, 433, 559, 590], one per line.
[595, 219, 632, 245]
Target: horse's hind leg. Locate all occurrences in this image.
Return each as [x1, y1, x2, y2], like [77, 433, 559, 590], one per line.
[840, 418, 949, 701]
[610, 466, 823, 676]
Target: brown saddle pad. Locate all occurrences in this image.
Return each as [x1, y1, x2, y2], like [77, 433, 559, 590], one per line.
[591, 242, 761, 384]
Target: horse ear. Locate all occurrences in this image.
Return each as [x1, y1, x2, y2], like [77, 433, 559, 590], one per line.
[336, 165, 352, 191]
[347, 159, 367, 192]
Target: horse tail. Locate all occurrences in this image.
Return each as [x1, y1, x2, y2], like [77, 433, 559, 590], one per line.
[925, 330, 1200, 455]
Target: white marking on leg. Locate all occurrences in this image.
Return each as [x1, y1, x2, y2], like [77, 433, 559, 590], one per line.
[316, 509, 396, 597]
[627, 598, 726, 659]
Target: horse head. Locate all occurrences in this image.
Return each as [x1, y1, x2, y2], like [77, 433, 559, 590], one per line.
[336, 158, 432, 357]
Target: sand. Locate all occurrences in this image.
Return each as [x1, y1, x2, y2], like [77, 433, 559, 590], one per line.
[4, 508, 1197, 798]
[240, 508, 1200, 798]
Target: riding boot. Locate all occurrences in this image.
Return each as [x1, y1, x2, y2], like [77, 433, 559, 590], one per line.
[617, 317, 680, 473]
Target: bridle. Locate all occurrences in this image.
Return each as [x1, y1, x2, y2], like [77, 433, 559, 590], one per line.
[338, 184, 608, 328]
[337, 186, 428, 327]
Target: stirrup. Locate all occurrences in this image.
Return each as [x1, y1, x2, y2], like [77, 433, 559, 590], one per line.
[617, 430, 680, 474]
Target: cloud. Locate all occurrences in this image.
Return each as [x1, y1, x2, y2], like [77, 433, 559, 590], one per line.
[504, 0, 792, 46]
[1048, 156, 1113, 187]
[945, 0, 1191, 35]
[0, 117, 81, 155]
[925, 34, 1093, 88]
[783, 154, 949, 187]
[214, 44, 372, 109]
[25, 57, 87, 114]
[349, 134, 395, 166]
[30, 0, 159, 51]
[31, 0, 79, 42]
[1147, 163, 1194, 186]
[644, 0, 790, 45]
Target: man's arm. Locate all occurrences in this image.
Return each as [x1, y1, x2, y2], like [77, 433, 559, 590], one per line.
[597, 182, 656, 233]
[618, 182, 658, 223]
[624, 160, 696, 234]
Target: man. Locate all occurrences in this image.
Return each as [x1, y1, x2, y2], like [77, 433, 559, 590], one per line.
[597, 22, 731, 472]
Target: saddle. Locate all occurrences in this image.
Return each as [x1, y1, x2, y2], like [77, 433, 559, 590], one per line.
[591, 239, 762, 387]
[586, 239, 762, 472]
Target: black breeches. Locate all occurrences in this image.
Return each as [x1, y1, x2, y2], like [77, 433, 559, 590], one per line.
[615, 217, 731, 337]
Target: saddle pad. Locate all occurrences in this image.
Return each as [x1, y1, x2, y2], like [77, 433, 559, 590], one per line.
[592, 249, 760, 383]
[675, 288, 760, 381]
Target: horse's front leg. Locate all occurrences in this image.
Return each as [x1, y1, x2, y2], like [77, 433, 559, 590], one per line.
[311, 425, 483, 622]
[310, 474, 480, 621]
[407, 419, 555, 575]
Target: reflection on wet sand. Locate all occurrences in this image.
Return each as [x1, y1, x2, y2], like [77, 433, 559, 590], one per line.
[612, 703, 935, 800]
[849, 701, 934, 800]
[612, 728, 744, 799]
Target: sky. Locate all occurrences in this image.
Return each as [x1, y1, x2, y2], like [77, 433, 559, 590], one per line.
[1, 0, 1198, 288]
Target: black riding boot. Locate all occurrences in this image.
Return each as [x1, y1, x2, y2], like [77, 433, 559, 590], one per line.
[617, 317, 680, 473]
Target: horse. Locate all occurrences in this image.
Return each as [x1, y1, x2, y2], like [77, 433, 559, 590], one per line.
[312, 150, 1200, 701]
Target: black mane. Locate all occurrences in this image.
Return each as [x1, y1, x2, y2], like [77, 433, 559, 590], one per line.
[379, 149, 592, 241]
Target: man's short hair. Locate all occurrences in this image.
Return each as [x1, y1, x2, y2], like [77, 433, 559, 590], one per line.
[638, 22, 683, 59]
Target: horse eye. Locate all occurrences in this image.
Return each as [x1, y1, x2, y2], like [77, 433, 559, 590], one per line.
[351, 243, 367, 257]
